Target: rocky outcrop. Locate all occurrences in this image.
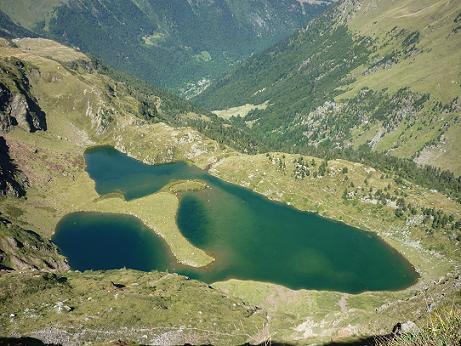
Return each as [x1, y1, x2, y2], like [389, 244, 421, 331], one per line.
[0, 82, 47, 133]
[392, 321, 420, 336]
[0, 216, 69, 272]
[9, 92, 46, 132]
[0, 136, 28, 197]
[0, 59, 47, 133]
[84, 100, 114, 135]
[0, 82, 17, 132]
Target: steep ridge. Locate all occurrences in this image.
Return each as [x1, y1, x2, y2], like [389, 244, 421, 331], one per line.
[198, 0, 461, 175]
[0, 0, 334, 90]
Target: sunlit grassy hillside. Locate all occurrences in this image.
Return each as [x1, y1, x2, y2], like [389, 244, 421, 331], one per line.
[198, 0, 461, 175]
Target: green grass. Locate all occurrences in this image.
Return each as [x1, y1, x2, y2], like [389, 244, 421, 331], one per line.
[78, 191, 214, 267]
[142, 31, 166, 47]
[376, 307, 461, 346]
[0, 270, 267, 345]
[0, 37, 460, 345]
[349, 0, 461, 103]
[212, 101, 270, 120]
[351, 122, 383, 149]
[11, 37, 89, 62]
[162, 179, 208, 194]
[415, 121, 461, 175]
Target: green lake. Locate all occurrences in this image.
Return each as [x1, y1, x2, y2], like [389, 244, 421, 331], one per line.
[53, 146, 419, 293]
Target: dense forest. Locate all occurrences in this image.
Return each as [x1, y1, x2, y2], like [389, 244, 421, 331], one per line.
[0, 0, 331, 89]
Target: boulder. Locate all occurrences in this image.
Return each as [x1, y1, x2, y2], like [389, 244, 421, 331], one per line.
[392, 320, 420, 336]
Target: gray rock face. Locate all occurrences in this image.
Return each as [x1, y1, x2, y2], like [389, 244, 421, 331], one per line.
[0, 82, 47, 133]
[0, 83, 17, 132]
[0, 136, 28, 197]
[53, 301, 74, 313]
[10, 93, 37, 131]
[0, 57, 47, 133]
[401, 320, 420, 334]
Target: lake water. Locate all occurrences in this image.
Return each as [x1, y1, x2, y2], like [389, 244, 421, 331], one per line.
[53, 146, 418, 293]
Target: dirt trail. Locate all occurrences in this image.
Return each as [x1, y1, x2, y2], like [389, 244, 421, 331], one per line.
[338, 294, 348, 314]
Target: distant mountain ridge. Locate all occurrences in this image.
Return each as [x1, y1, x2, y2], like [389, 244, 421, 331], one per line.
[0, 0, 334, 90]
[197, 0, 461, 175]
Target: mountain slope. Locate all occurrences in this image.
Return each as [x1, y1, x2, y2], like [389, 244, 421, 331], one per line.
[0, 270, 266, 345]
[0, 36, 460, 345]
[0, 216, 69, 271]
[0, 0, 334, 90]
[0, 9, 35, 38]
[197, 0, 461, 175]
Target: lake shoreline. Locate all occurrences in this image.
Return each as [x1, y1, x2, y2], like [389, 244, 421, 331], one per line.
[54, 146, 419, 293]
[4, 123, 459, 344]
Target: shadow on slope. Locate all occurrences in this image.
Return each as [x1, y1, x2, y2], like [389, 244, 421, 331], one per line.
[0, 337, 59, 346]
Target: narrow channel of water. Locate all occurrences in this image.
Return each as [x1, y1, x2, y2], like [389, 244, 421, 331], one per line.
[54, 146, 419, 293]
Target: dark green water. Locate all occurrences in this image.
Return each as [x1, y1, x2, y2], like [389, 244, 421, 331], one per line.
[54, 146, 419, 293]
[53, 213, 175, 272]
